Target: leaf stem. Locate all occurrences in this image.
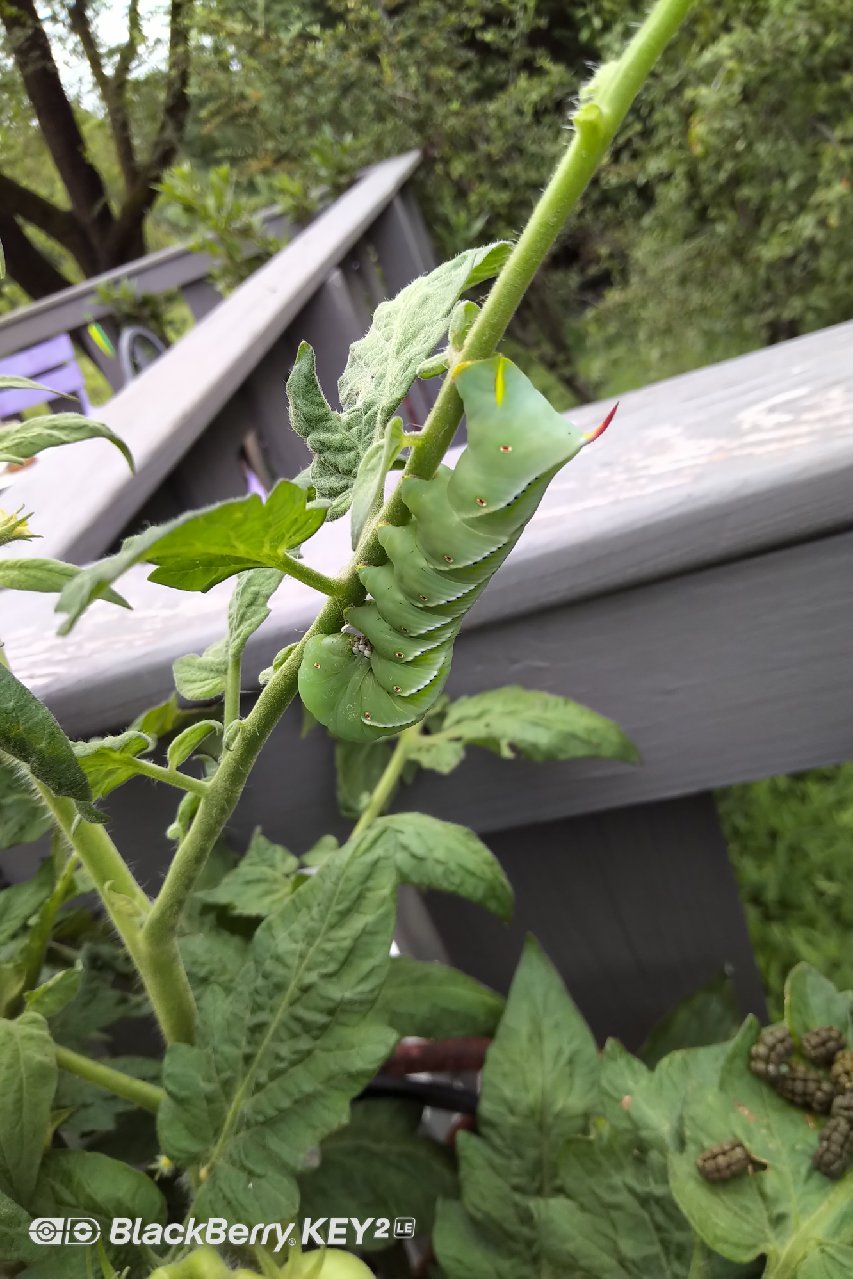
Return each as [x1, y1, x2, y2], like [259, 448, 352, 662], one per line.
[278, 551, 344, 597]
[131, 758, 210, 797]
[36, 785, 198, 1045]
[350, 727, 418, 839]
[54, 1044, 165, 1113]
[223, 648, 242, 730]
[139, 0, 693, 989]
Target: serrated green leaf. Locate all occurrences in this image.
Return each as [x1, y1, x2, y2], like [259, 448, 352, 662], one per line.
[0, 1012, 57, 1205]
[376, 956, 504, 1040]
[147, 480, 326, 590]
[25, 967, 83, 1018]
[349, 415, 404, 549]
[0, 758, 51, 849]
[55, 482, 326, 633]
[0, 559, 128, 606]
[158, 840, 397, 1223]
[668, 1017, 853, 1275]
[599, 1036, 728, 1152]
[0, 667, 90, 801]
[173, 639, 228, 702]
[0, 374, 58, 394]
[0, 414, 133, 471]
[73, 731, 153, 799]
[288, 243, 509, 516]
[410, 686, 639, 773]
[0, 506, 36, 548]
[131, 694, 207, 742]
[298, 1099, 457, 1251]
[349, 812, 513, 920]
[334, 738, 394, 820]
[640, 970, 742, 1067]
[434, 939, 601, 1279]
[0, 860, 56, 946]
[167, 720, 220, 769]
[195, 829, 299, 917]
[227, 567, 284, 657]
[0, 1186, 38, 1266]
[784, 963, 853, 1042]
[49, 943, 149, 1051]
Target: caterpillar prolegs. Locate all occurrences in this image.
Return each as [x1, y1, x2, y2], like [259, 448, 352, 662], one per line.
[298, 355, 613, 742]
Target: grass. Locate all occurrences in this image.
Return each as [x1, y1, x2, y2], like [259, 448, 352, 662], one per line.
[717, 765, 853, 1018]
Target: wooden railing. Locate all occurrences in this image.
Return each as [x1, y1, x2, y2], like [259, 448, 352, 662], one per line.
[4, 156, 852, 1046]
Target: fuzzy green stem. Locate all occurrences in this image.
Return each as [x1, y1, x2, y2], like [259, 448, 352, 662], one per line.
[278, 551, 345, 597]
[130, 758, 210, 797]
[55, 1044, 165, 1112]
[37, 787, 198, 1045]
[350, 727, 417, 839]
[224, 649, 242, 730]
[140, 0, 692, 963]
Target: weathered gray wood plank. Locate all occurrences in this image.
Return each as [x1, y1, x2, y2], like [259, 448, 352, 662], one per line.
[4, 152, 422, 564]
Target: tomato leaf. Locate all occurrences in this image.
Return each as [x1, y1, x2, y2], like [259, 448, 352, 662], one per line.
[0, 413, 133, 471]
[375, 956, 504, 1040]
[0, 558, 128, 606]
[0, 667, 91, 801]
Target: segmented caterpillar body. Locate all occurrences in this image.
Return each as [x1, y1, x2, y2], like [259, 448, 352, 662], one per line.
[298, 356, 592, 741]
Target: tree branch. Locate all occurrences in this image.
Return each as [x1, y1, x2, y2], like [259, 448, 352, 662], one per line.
[114, 0, 142, 99]
[0, 172, 78, 245]
[66, 0, 138, 187]
[0, 214, 73, 299]
[109, 0, 194, 259]
[1, 0, 115, 258]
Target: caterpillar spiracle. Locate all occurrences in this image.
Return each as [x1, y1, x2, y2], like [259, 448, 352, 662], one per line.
[298, 355, 614, 741]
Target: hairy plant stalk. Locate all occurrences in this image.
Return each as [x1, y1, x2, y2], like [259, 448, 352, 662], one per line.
[55, 1044, 165, 1112]
[350, 726, 418, 839]
[37, 787, 198, 1044]
[223, 649, 242, 730]
[139, 0, 695, 1035]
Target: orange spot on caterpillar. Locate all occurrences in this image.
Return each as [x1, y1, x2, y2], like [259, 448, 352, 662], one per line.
[419, 594, 429, 601]
[499, 444, 512, 453]
[584, 401, 619, 444]
[394, 651, 405, 658]
[363, 711, 372, 720]
[313, 662, 321, 669]
[393, 686, 402, 693]
[443, 554, 454, 562]
[476, 497, 487, 507]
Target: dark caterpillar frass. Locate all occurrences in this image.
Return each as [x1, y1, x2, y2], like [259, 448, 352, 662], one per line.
[299, 356, 605, 741]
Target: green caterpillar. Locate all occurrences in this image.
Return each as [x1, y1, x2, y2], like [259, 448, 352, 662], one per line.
[298, 355, 613, 741]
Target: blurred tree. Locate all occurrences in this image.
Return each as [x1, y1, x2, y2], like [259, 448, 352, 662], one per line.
[0, 0, 194, 296]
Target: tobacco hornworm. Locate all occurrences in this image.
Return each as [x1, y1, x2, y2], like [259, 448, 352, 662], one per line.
[298, 355, 613, 742]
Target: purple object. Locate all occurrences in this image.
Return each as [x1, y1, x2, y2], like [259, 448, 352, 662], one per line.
[0, 334, 90, 419]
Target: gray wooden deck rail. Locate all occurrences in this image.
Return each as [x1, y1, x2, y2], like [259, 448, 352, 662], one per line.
[4, 170, 852, 1042]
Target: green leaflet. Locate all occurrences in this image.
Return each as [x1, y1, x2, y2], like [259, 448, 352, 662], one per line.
[195, 829, 299, 917]
[0, 558, 128, 606]
[287, 242, 509, 516]
[25, 968, 83, 1019]
[298, 1100, 457, 1251]
[434, 938, 600, 1279]
[158, 839, 398, 1223]
[349, 415, 404, 549]
[375, 956, 504, 1040]
[298, 356, 588, 741]
[167, 720, 220, 769]
[0, 667, 91, 801]
[0, 1013, 57, 1206]
[668, 1016, 853, 1276]
[408, 686, 640, 774]
[349, 812, 513, 920]
[55, 481, 325, 633]
[226, 566, 285, 657]
[784, 962, 853, 1043]
[72, 731, 153, 799]
[173, 640, 229, 702]
[0, 758, 51, 849]
[0, 412, 134, 471]
[640, 971, 742, 1067]
[334, 738, 395, 819]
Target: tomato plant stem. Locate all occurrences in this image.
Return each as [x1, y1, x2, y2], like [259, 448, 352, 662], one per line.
[350, 726, 418, 839]
[138, 0, 694, 1038]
